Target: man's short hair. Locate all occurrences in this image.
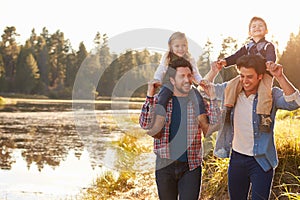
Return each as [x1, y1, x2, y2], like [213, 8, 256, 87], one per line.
[236, 54, 266, 75]
[167, 55, 193, 78]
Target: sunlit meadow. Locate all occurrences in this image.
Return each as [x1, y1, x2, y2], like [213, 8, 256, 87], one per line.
[76, 109, 300, 200]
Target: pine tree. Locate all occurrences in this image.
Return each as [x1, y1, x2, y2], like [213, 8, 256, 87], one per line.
[217, 36, 239, 82]
[0, 26, 20, 91]
[278, 28, 300, 89]
[197, 39, 213, 78]
[15, 40, 40, 94]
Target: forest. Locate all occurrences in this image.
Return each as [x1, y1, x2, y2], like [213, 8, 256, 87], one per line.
[0, 26, 300, 99]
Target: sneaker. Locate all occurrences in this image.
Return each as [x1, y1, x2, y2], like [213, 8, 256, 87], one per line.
[259, 115, 272, 133]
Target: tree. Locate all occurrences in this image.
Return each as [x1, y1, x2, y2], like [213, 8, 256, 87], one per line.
[197, 39, 213, 78]
[47, 30, 69, 93]
[36, 36, 50, 93]
[217, 36, 239, 82]
[15, 40, 40, 94]
[0, 26, 20, 91]
[65, 42, 87, 89]
[278, 28, 300, 89]
[0, 54, 6, 92]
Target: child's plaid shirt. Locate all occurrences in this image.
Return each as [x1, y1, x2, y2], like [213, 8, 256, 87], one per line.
[139, 94, 220, 171]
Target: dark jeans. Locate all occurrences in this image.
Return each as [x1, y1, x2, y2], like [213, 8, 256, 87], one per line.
[155, 156, 202, 200]
[156, 83, 203, 117]
[155, 83, 173, 116]
[228, 150, 274, 200]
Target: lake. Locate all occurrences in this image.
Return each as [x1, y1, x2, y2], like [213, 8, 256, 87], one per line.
[0, 98, 155, 200]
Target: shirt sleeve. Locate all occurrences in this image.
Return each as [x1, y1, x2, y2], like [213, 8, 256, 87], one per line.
[265, 43, 276, 62]
[206, 99, 221, 125]
[225, 46, 247, 67]
[284, 89, 300, 106]
[153, 55, 168, 81]
[190, 57, 202, 83]
[139, 96, 156, 129]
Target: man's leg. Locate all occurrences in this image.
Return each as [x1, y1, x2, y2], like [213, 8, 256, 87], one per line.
[178, 164, 202, 200]
[249, 160, 274, 200]
[155, 157, 178, 200]
[228, 150, 251, 200]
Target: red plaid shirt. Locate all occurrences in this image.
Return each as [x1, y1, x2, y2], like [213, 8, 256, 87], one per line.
[139, 95, 220, 171]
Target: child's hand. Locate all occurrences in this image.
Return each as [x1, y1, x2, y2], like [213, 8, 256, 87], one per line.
[265, 61, 273, 71]
[199, 80, 216, 100]
[152, 79, 162, 87]
[217, 59, 227, 67]
[147, 79, 160, 97]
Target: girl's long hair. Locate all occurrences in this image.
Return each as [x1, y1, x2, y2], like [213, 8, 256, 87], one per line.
[164, 31, 192, 66]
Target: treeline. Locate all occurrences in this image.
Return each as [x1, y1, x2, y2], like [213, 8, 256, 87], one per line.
[1, 26, 300, 99]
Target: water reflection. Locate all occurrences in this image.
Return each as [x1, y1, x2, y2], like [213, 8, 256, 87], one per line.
[0, 111, 84, 171]
[0, 149, 103, 200]
[0, 100, 153, 200]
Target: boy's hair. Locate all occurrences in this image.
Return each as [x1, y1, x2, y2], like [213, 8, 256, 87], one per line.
[164, 31, 191, 66]
[236, 54, 266, 75]
[168, 55, 193, 78]
[249, 16, 268, 31]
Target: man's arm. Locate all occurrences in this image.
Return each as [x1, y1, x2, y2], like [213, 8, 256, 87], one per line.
[139, 80, 159, 129]
[198, 83, 222, 137]
[268, 62, 297, 95]
[268, 62, 300, 106]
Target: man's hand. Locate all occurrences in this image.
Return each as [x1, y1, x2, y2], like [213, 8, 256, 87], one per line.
[199, 79, 216, 100]
[267, 61, 283, 78]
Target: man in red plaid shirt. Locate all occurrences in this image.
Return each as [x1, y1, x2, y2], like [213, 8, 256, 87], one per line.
[139, 57, 220, 200]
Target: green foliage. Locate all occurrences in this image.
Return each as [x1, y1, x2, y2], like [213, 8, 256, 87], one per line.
[198, 39, 213, 78]
[0, 25, 299, 100]
[217, 36, 239, 82]
[279, 28, 300, 89]
[15, 41, 40, 94]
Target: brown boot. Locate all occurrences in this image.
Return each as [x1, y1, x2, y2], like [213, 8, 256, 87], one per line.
[147, 115, 165, 139]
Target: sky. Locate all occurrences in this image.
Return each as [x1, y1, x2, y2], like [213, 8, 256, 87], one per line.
[2, 0, 300, 60]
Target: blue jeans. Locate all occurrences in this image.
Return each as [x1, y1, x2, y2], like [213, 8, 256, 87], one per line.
[228, 150, 274, 200]
[155, 156, 202, 200]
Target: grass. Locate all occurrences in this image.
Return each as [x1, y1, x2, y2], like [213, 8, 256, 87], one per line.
[271, 109, 300, 199]
[78, 114, 155, 200]
[80, 170, 135, 200]
[78, 109, 300, 200]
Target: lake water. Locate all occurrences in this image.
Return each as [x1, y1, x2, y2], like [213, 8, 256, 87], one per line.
[0, 99, 155, 200]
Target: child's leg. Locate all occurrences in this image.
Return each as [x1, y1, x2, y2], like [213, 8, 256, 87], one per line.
[224, 76, 242, 107]
[147, 81, 173, 138]
[257, 74, 273, 115]
[224, 76, 242, 122]
[257, 73, 273, 133]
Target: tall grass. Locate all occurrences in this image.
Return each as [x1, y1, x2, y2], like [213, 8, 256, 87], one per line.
[271, 109, 300, 199]
[79, 114, 155, 200]
[79, 109, 300, 200]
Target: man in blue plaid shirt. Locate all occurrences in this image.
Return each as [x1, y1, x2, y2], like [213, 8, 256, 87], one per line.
[139, 57, 220, 200]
